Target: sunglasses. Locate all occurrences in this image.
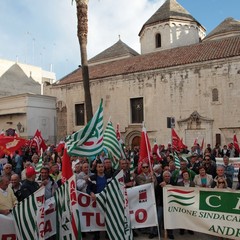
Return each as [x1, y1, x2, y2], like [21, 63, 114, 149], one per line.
[142, 166, 149, 169]
[218, 182, 225, 184]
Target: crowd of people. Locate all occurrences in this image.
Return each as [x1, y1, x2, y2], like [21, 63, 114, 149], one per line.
[0, 142, 239, 240]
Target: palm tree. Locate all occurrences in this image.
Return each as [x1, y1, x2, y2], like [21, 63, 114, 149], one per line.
[75, 0, 93, 121]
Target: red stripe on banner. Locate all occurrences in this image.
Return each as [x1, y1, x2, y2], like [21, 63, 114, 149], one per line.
[71, 214, 78, 238]
[167, 189, 194, 194]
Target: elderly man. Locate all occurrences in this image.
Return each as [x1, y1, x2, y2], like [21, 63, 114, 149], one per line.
[1, 163, 14, 180]
[10, 174, 22, 201]
[0, 176, 18, 215]
[76, 162, 91, 192]
[211, 165, 232, 188]
[222, 156, 234, 188]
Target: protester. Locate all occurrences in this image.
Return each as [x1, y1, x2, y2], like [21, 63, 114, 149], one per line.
[171, 159, 196, 185]
[187, 153, 201, 174]
[10, 174, 22, 201]
[0, 175, 18, 215]
[193, 166, 213, 187]
[18, 166, 39, 201]
[221, 145, 230, 157]
[203, 155, 216, 178]
[37, 166, 58, 199]
[136, 162, 157, 186]
[114, 159, 135, 188]
[103, 158, 115, 177]
[211, 165, 232, 188]
[50, 163, 62, 182]
[215, 177, 229, 189]
[177, 171, 195, 235]
[31, 153, 39, 169]
[136, 162, 157, 235]
[222, 156, 234, 188]
[155, 171, 175, 239]
[177, 170, 195, 188]
[1, 163, 14, 180]
[13, 150, 23, 175]
[21, 161, 32, 181]
[76, 162, 90, 192]
[86, 162, 112, 240]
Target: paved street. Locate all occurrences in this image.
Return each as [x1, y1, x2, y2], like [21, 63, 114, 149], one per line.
[82, 229, 219, 240]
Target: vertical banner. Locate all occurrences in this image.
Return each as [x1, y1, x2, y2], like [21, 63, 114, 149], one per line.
[127, 183, 158, 229]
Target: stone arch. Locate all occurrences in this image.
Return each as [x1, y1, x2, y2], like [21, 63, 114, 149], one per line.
[125, 130, 141, 150]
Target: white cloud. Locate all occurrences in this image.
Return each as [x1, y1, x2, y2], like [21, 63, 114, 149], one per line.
[0, 0, 164, 78]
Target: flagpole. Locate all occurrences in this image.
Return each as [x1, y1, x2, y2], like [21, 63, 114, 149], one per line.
[142, 122, 153, 175]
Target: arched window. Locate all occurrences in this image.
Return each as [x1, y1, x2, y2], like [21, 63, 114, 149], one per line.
[212, 88, 219, 102]
[155, 33, 161, 48]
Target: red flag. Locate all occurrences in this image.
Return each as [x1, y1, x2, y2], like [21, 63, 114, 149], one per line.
[233, 134, 240, 153]
[138, 126, 152, 173]
[179, 138, 187, 149]
[152, 140, 162, 161]
[201, 138, 205, 151]
[30, 130, 47, 153]
[61, 144, 73, 184]
[56, 141, 65, 154]
[0, 136, 28, 155]
[193, 138, 198, 146]
[172, 129, 181, 151]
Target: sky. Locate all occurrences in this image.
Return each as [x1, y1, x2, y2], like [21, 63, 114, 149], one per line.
[0, 0, 239, 80]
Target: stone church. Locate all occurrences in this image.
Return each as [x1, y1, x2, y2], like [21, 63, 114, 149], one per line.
[44, 0, 240, 149]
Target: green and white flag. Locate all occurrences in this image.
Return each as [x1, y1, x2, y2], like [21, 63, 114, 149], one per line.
[66, 99, 103, 157]
[13, 187, 45, 240]
[54, 175, 82, 240]
[103, 121, 122, 160]
[173, 151, 180, 169]
[97, 170, 133, 240]
[35, 148, 43, 173]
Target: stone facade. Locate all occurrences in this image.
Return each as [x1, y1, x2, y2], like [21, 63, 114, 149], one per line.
[0, 93, 56, 143]
[44, 0, 240, 148]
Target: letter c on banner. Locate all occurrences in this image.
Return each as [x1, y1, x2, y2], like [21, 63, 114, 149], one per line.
[206, 195, 221, 208]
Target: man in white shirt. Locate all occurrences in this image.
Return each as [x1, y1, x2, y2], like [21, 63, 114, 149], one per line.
[0, 175, 18, 215]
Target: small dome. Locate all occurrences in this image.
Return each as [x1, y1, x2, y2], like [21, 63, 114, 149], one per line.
[203, 17, 240, 41]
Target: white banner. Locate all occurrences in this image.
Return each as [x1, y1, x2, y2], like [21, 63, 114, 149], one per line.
[163, 186, 240, 240]
[0, 183, 158, 239]
[127, 183, 158, 229]
[216, 157, 240, 182]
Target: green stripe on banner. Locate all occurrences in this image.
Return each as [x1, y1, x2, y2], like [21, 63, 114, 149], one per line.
[13, 187, 45, 240]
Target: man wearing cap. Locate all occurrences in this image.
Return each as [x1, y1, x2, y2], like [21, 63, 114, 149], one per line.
[18, 166, 39, 201]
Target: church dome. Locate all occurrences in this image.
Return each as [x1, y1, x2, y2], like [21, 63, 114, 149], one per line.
[139, 0, 205, 54]
[203, 17, 240, 41]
